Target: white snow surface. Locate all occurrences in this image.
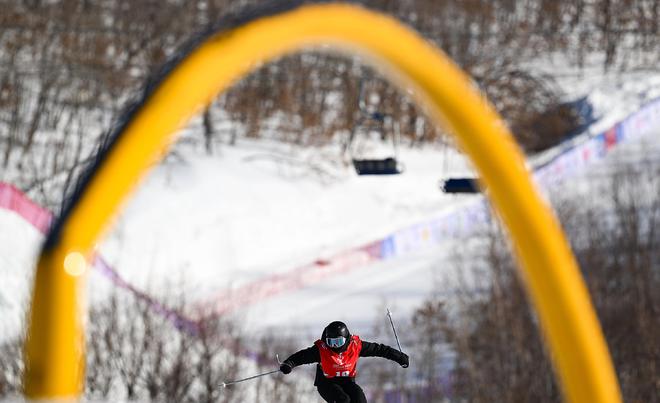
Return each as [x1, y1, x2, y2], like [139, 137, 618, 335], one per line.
[93, 139, 474, 339]
[2, 64, 660, 347]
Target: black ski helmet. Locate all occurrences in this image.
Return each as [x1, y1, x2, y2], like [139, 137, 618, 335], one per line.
[322, 321, 351, 352]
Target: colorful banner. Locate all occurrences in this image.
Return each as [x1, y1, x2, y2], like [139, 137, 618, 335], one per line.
[0, 183, 52, 232]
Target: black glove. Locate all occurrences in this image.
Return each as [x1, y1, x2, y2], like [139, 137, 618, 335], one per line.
[400, 353, 409, 368]
[394, 351, 409, 368]
[280, 362, 293, 374]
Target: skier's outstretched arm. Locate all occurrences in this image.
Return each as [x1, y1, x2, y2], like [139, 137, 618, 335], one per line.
[280, 345, 321, 374]
[360, 341, 409, 367]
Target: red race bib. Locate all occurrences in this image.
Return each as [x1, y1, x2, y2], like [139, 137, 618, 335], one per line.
[315, 335, 362, 378]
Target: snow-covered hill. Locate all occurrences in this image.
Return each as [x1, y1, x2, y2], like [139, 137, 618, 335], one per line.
[2, 63, 660, 347]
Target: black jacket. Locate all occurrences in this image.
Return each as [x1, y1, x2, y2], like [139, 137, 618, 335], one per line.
[283, 339, 406, 385]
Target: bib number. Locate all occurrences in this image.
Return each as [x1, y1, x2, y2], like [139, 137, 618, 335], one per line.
[335, 371, 350, 377]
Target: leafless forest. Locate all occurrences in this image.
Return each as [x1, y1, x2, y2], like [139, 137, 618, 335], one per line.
[2, 0, 659, 208]
[423, 160, 660, 402]
[1, 0, 660, 401]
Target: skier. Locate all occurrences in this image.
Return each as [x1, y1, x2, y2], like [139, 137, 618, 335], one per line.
[279, 320, 409, 403]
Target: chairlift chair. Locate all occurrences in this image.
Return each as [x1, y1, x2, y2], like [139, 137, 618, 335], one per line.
[440, 177, 480, 193]
[438, 139, 480, 193]
[350, 77, 404, 176]
[353, 157, 402, 175]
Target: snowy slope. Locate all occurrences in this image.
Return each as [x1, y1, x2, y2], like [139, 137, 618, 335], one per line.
[99, 143, 467, 295]
[95, 65, 660, 338]
[2, 66, 660, 348]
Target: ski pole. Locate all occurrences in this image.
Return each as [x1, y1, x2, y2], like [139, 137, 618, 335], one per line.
[386, 308, 404, 353]
[221, 355, 282, 388]
[220, 369, 280, 388]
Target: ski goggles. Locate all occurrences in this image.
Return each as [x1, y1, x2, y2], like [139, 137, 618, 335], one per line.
[326, 336, 347, 348]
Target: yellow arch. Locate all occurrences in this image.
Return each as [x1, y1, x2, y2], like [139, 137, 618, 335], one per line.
[24, 3, 621, 402]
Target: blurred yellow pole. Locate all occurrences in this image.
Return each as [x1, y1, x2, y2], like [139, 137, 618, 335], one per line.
[24, 3, 621, 402]
[24, 249, 86, 401]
